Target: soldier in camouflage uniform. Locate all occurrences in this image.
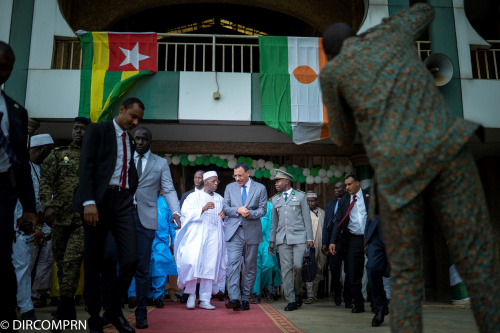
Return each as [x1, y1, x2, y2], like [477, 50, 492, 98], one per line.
[39, 117, 90, 324]
[320, 4, 500, 332]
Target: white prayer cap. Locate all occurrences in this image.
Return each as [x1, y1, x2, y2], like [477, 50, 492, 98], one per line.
[203, 171, 218, 180]
[307, 191, 317, 198]
[30, 134, 54, 148]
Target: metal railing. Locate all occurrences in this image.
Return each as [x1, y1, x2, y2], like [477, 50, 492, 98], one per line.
[157, 34, 259, 72]
[53, 33, 260, 73]
[415, 40, 431, 60]
[471, 40, 500, 79]
[52, 37, 500, 80]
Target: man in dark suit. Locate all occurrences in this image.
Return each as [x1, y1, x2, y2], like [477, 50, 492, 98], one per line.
[180, 170, 204, 208]
[329, 175, 370, 313]
[75, 97, 144, 333]
[365, 215, 389, 327]
[322, 180, 351, 307]
[0, 41, 37, 327]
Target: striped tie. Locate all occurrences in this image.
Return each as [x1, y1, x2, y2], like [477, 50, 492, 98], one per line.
[0, 113, 20, 164]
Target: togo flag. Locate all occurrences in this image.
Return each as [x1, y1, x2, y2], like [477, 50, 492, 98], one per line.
[78, 31, 157, 122]
[259, 36, 330, 144]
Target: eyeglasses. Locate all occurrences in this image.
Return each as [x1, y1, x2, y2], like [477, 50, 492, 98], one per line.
[232, 174, 246, 179]
[207, 179, 220, 184]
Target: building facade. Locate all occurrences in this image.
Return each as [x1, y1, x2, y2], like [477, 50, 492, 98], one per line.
[1, 0, 499, 301]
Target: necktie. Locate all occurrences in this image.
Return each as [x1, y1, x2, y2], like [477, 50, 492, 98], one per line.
[338, 195, 357, 228]
[0, 113, 20, 164]
[284, 192, 288, 202]
[137, 154, 144, 179]
[241, 185, 247, 205]
[119, 132, 127, 188]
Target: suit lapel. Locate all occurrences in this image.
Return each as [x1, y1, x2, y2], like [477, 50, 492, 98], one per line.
[105, 121, 117, 162]
[362, 189, 369, 211]
[4, 93, 21, 152]
[141, 153, 156, 180]
[233, 182, 243, 207]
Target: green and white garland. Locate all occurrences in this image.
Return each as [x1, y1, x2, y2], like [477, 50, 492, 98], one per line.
[161, 153, 353, 184]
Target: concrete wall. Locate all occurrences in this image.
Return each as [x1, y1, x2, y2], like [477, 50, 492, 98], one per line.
[29, 0, 75, 69]
[462, 80, 500, 128]
[25, 70, 80, 119]
[19, 0, 500, 130]
[178, 72, 252, 125]
[0, 0, 14, 43]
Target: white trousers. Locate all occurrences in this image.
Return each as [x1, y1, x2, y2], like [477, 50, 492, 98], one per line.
[185, 279, 216, 303]
[12, 232, 36, 313]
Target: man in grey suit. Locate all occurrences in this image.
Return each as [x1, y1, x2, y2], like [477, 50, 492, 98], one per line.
[132, 127, 181, 329]
[269, 169, 313, 311]
[223, 162, 267, 311]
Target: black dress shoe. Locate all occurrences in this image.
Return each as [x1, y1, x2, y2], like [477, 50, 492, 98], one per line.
[225, 299, 241, 311]
[251, 295, 261, 304]
[334, 296, 341, 306]
[180, 294, 189, 304]
[345, 302, 353, 309]
[351, 307, 365, 313]
[284, 302, 298, 311]
[215, 291, 225, 301]
[136, 317, 148, 329]
[153, 297, 164, 308]
[103, 311, 135, 333]
[241, 300, 250, 310]
[372, 308, 387, 327]
[295, 294, 303, 307]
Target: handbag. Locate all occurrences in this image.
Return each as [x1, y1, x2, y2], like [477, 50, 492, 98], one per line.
[301, 247, 318, 282]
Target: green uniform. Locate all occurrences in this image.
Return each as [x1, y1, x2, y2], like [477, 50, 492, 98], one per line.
[40, 143, 84, 298]
[270, 189, 313, 303]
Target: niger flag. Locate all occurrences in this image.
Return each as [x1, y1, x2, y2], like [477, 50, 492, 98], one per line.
[78, 32, 157, 122]
[259, 36, 330, 145]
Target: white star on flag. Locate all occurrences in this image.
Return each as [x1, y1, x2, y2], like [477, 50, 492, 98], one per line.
[119, 43, 150, 70]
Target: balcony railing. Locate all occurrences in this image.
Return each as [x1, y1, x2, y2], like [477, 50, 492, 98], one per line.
[471, 40, 500, 80]
[52, 36, 499, 80]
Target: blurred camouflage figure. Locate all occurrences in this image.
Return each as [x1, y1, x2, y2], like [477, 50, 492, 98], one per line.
[39, 117, 90, 325]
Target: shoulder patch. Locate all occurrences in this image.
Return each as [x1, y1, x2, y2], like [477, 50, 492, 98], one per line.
[295, 189, 305, 194]
[273, 192, 281, 197]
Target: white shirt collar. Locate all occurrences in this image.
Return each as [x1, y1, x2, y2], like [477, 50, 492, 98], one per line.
[112, 118, 125, 136]
[284, 188, 293, 196]
[239, 177, 252, 189]
[352, 188, 363, 200]
[134, 149, 150, 159]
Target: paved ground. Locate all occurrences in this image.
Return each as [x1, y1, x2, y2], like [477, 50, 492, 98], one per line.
[18, 296, 478, 332]
[270, 298, 478, 333]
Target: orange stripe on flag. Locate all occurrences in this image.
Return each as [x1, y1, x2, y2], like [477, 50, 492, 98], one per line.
[318, 38, 330, 140]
